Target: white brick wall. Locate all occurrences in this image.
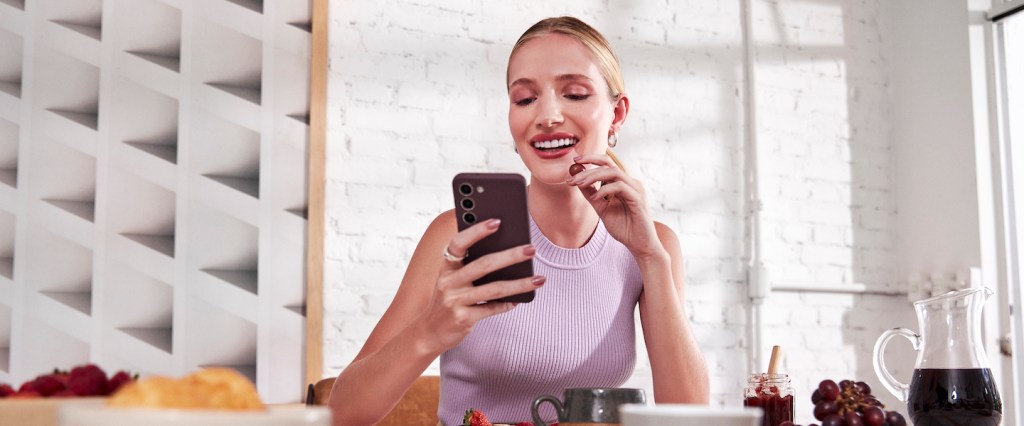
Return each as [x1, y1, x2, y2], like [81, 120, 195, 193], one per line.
[323, 0, 917, 421]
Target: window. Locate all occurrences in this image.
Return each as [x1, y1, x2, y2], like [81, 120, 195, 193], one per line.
[990, 2, 1024, 425]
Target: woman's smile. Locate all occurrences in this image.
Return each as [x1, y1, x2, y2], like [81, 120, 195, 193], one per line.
[530, 132, 579, 159]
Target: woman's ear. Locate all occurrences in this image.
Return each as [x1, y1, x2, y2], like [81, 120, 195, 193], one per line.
[610, 94, 630, 134]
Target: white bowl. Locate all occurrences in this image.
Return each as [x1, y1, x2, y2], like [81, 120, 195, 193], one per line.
[621, 404, 762, 426]
[60, 402, 332, 426]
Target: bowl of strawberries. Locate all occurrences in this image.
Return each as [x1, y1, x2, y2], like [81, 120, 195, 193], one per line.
[0, 363, 136, 426]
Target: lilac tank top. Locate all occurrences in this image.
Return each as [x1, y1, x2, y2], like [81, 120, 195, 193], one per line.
[437, 217, 643, 425]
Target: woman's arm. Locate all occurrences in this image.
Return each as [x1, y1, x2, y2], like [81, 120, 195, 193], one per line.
[327, 211, 542, 426]
[637, 223, 709, 403]
[567, 154, 709, 403]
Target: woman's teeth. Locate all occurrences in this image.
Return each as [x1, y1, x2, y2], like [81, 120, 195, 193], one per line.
[532, 138, 578, 150]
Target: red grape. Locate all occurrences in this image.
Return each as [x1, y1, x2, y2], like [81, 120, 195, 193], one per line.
[818, 379, 840, 400]
[814, 401, 838, 421]
[811, 388, 823, 404]
[844, 411, 864, 426]
[885, 411, 906, 426]
[855, 381, 871, 395]
[821, 414, 844, 426]
[861, 406, 884, 426]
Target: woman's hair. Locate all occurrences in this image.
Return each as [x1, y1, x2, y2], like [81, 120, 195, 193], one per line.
[508, 16, 625, 101]
[509, 16, 628, 171]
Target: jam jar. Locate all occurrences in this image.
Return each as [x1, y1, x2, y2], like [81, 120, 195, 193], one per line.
[743, 373, 795, 426]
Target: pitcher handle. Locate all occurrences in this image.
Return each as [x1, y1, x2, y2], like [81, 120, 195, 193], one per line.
[531, 394, 564, 426]
[872, 327, 921, 402]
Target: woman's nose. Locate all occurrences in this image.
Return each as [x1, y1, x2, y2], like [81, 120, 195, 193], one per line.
[534, 97, 563, 128]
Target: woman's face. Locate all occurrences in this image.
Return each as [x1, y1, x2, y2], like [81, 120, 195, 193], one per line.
[507, 33, 624, 185]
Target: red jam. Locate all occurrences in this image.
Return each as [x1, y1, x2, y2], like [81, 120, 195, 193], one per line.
[743, 374, 794, 426]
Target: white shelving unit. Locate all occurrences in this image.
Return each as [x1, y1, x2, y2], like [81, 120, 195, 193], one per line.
[0, 0, 311, 403]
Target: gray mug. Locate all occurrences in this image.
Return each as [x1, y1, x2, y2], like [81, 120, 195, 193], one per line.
[531, 388, 646, 426]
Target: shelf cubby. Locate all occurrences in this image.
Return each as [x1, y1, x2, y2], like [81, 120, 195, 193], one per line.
[0, 304, 9, 373]
[41, 0, 102, 41]
[107, 169, 176, 261]
[31, 139, 97, 225]
[50, 21, 102, 42]
[0, 29, 23, 100]
[39, 290, 92, 315]
[188, 204, 258, 295]
[21, 318, 89, 381]
[272, 50, 308, 122]
[0, 117, 17, 189]
[187, 204, 258, 321]
[111, 0, 181, 73]
[105, 263, 172, 353]
[108, 77, 179, 189]
[191, 113, 261, 223]
[31, 140, 96, 246]
[0, 0, 24, 11]
[267, 235, 304, 311]
[224, 0, 263, 14]
[193, 19, 262, 124]
[0, 210, 13, 281]
[24, 227, 93, 339]
[34, 48, 100, 150]
[186, 298, 258, 384]
[43, 200, 95, 223]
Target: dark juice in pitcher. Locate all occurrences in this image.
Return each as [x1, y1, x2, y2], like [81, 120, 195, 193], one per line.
[908, 368, 1002, 426]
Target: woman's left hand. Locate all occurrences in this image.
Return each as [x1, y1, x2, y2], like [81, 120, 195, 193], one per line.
[567, 154, 664, 260]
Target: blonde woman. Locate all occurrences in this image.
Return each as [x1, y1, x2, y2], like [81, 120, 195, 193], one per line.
[330, 16, 709, 426]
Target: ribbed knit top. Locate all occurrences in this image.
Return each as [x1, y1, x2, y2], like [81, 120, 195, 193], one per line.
[437, 216, 643, 425]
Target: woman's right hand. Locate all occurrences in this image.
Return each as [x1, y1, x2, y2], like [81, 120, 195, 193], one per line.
[418, 217, 544, 352]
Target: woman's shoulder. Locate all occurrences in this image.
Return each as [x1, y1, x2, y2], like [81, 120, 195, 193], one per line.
[421, 209, 459, 242]
[653, 220, 682, 253]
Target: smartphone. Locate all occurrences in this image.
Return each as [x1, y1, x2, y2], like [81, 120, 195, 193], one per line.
[452, 172, 535, 303]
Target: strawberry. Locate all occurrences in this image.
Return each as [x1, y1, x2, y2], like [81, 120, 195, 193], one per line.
[9, 390, 41, 398]
[463, 408, 493, 426]
[52, 389, 77, 397]
[106, 371, 136, 395]
[51, 369, 70, 386]
[18, 379, 38, 394]
[0, 383, 14, 397]
[32, 374, 66, 396]
[67, 364, 109, 396]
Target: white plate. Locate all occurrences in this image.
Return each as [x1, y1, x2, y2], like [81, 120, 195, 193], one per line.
[60, 402, 332, 426]
[620, 404, 762, 426]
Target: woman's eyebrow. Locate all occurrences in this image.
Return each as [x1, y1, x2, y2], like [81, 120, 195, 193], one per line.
[555, 73, 593, 83]
[508, 74, 593, 89]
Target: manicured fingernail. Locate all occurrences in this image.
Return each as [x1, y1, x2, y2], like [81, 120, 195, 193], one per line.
[573, 156, 583, 162]
[531, 276, 546, 286]
[487, 218, 501, 229]
[523, 245, 536, 256]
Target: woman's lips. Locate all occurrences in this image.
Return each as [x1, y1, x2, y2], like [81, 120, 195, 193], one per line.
[532, 144, 575, 159]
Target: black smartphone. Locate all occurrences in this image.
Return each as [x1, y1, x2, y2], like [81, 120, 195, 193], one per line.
[452, 172, 535, 303]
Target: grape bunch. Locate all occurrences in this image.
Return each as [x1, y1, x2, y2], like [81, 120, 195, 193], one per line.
[779, 379, 906, 426]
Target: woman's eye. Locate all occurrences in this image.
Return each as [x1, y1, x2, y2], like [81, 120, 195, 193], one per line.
[565, 94, 591, 101]
[514, 97, 536, 106]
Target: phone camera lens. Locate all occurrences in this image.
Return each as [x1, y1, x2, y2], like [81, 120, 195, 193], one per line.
[461, 198, 474, 210]
[463, 212, 476, 224]
[459, 183, 473, 196]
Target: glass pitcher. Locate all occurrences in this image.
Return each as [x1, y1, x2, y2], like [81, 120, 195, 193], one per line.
[873, 287, 1003, 426]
